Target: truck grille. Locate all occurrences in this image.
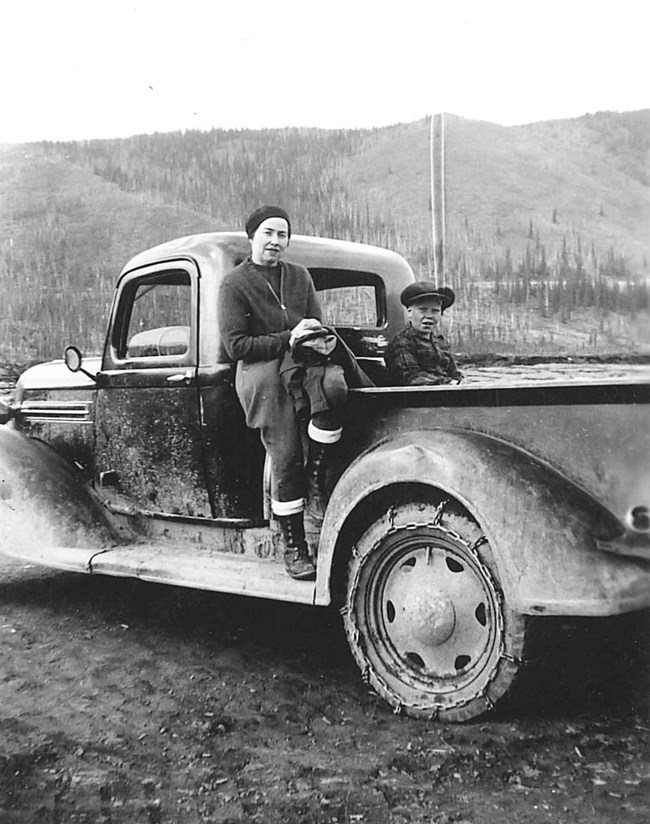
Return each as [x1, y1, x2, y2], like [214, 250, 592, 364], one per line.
[19, 400, 92, 423]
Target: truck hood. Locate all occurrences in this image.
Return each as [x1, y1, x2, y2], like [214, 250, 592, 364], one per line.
[17, 357, 102, 393]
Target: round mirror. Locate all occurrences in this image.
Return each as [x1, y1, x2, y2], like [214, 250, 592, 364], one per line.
[64, 345, 83, 373]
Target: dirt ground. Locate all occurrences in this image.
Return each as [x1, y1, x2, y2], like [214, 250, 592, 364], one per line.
[0, 553, 648, 824]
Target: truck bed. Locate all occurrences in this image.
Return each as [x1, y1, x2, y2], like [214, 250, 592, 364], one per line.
[461, 361, 650, 387]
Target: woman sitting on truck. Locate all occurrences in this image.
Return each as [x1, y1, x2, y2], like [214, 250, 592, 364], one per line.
[217, 205, 348, 582]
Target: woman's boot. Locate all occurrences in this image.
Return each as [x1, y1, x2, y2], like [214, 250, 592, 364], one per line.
[305, 442, 328, 525]
[277, 512, 316, 580]
[305, 420, 342, 525]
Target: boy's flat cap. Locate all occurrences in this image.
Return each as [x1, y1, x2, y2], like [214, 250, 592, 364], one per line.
[400, 281, 455, 311]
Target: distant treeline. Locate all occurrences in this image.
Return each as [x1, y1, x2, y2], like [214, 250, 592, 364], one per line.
[40, 126, 649, 295]
[581, 109, 650, 187]
[1, 121, 648, 363]
[44, 128, 385, 241]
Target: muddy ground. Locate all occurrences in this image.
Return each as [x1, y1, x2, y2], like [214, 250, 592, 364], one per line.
[0, 553, 648, 824]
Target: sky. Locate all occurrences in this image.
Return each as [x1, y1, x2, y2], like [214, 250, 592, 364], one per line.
[1, 0, 647, 143]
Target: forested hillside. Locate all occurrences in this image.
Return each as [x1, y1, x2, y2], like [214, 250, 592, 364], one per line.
[1, 110, 649, 364]
[0, 147, 215, 366]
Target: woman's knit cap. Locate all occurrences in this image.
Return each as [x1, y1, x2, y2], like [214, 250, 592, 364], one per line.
[245, 205, 292, 239]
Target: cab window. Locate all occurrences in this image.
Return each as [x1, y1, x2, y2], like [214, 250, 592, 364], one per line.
[111, 269, 194, 365]
[310, 269, 385, 327]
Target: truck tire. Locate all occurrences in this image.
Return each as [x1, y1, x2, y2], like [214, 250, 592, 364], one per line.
[342, 499, 526, 721]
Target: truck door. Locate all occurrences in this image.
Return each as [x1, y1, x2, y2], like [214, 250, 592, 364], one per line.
[94, 261, 212, 517]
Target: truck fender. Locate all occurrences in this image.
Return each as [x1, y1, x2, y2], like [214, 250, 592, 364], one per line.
[0, 426, 120, 558]
[316, 430, 649, 616]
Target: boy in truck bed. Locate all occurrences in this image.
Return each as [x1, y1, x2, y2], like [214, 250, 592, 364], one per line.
[385, 281, 463, 385]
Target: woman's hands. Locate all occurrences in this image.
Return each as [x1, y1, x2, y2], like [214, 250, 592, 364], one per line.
[289, 318, 322, 348]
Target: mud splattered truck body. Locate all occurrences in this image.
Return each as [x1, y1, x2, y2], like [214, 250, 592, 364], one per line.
[2, 232, 649, 720]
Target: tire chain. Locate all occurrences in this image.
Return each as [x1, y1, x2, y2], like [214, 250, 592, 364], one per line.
[342, 509, 512, 719]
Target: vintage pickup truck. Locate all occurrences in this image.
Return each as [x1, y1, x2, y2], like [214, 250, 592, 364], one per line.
[1, 231, 649, 721]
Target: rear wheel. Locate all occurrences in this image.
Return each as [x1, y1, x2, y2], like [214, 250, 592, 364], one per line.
[342, 499, 526, 721]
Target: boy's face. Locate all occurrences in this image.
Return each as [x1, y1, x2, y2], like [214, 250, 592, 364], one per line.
[407, 297, 443, 338]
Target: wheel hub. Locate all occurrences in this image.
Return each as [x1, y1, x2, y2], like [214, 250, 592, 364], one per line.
[410, 590, 456, 646]
[376, 538, 497, 683]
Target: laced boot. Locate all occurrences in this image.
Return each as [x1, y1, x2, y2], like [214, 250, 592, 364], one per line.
[305, 442, 328, 526]
[277, 512, 316, 581]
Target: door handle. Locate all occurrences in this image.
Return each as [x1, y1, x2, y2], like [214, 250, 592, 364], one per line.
[166, 370, 193, 384]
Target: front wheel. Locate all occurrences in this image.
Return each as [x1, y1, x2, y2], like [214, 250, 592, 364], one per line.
[342, 499, 526, 721]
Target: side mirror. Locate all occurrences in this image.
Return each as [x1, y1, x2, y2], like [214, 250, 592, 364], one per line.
[64, 345, 83, 373]
[64, 346, 98, 383]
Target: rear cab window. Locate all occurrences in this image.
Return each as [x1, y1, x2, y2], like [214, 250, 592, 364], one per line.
[309, 268, 389, 381]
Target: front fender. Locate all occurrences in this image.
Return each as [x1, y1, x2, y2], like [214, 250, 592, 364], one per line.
[316, 430, 650, 616]
[0, 426, 119, 560]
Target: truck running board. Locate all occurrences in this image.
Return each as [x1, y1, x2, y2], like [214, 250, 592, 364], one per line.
[3, 542, 317, 605]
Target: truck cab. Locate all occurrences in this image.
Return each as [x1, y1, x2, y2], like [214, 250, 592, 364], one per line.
[35, 233, 410, 521]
